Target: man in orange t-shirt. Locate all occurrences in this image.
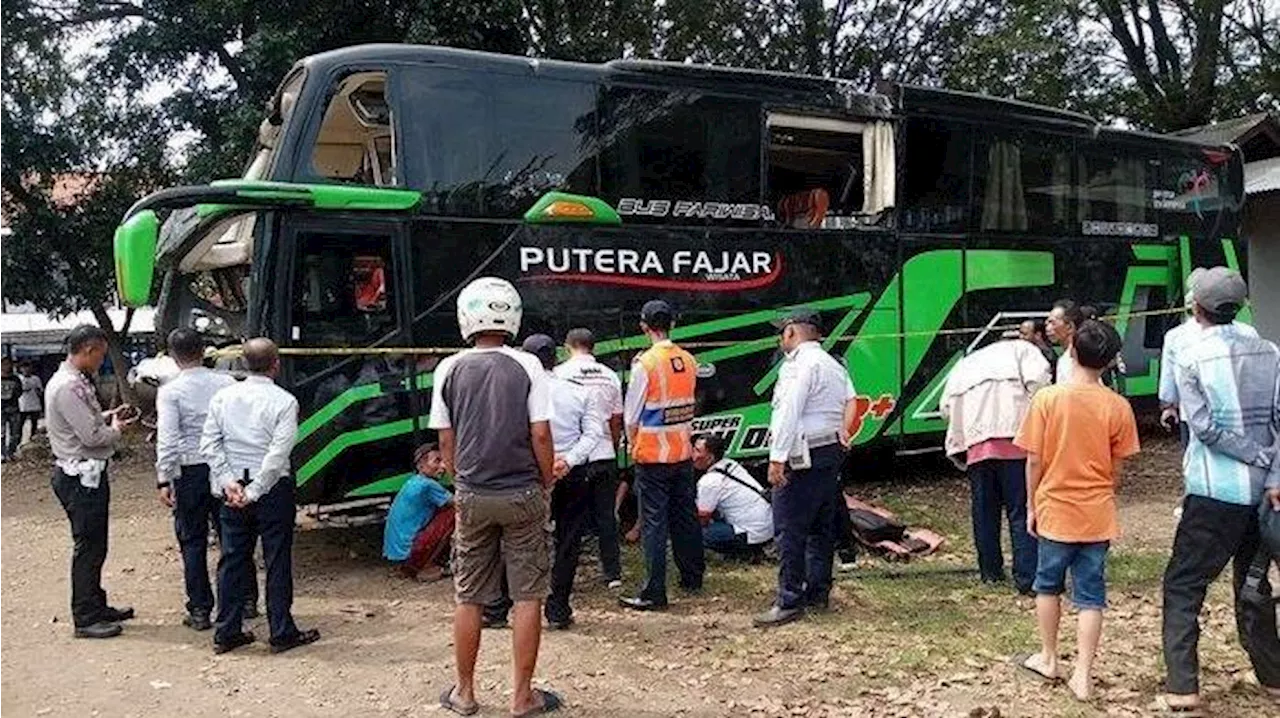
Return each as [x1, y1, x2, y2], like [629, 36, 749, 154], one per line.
[1013, 319, 1140, 702]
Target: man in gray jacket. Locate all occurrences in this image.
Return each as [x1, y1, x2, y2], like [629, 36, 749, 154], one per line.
[46, 325, 136, 638]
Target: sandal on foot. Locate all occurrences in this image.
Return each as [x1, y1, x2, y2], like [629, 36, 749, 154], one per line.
[512, 688, 563, 717]
[1011, 652, 1062, 684]
[1150, 696, 1207, 717]
[439, 685, 479, 716]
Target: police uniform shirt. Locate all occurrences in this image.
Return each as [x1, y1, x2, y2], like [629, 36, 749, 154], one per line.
[768, 341, 855, 463]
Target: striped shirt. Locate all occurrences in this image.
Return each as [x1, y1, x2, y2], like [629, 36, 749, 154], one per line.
[1175, 323, 1280, 504]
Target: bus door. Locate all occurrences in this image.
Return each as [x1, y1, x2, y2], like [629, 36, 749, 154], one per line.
[279, 216, 419, 509]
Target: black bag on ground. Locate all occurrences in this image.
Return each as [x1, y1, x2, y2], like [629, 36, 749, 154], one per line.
[847, 508, 906, 544]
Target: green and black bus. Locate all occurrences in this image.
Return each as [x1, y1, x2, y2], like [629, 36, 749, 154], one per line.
[114, 44, 1247, 523]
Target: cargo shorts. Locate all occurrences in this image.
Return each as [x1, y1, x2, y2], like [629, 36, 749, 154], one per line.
[452, 486, 551, 605]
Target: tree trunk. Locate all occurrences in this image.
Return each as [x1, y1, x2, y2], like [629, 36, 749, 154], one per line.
[89, 304, 138, 407]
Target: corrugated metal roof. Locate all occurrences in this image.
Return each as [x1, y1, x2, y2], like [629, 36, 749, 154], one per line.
[1246, 156, 1280, 195]
[1171, 113, 1274, 146]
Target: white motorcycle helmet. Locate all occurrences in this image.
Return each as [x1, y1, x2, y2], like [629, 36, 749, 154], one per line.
[457, 276, 523, 342]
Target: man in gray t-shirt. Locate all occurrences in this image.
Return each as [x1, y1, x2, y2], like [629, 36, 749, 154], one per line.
[428, 277, 561, 717]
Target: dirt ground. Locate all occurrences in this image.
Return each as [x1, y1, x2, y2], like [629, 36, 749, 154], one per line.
[1, 434, 1273, 718]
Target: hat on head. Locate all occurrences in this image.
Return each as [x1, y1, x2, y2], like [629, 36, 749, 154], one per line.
[521, 333, 557, 369]
[640, 300, 674, 326]
[771, 307, 822, 332]
[1192, 266, 1247, 314]
[1184, 267, 1207, 305]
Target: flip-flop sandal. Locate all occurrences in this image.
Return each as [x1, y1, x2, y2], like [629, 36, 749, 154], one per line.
[1011, 652, 1062, 684]
[511, 688, 563, 718]
[1150, 696, 1208, 717]
[439, 685, 479, 716]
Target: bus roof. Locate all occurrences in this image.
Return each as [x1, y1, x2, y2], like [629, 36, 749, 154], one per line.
[294, 44, 1235, 151]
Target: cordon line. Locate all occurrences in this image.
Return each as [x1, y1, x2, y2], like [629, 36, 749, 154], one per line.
[207, 306, 1190, 358]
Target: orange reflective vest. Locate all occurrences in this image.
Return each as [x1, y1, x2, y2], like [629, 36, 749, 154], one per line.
[631, 341, 698, 464]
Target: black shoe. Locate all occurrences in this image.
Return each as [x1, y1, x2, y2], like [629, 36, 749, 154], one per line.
[242, 603, 260, 620]
[74, 621, 123, 639]
[99, 606, 135, 623]
[183, 611, 213, 631]
[753, 605, 804, 628]
[619, 596, 668, 612]
[547, 616, 575, 630]
[213, 631, 256, 654]
[481, 614, 509, 629]
[680, 583, 704, 595]
[1016, 586, 1037, 598]
[806, 597, 831, 613]
[269, 628, 320, 654]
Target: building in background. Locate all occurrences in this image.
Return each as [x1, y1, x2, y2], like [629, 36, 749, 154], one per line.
[1175, 113, 1280, 340]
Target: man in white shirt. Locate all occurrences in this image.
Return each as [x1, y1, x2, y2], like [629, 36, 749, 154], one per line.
[200, 338, 319, 655]
[554, 327, 625, 588]
[1046, 299, 1085, 385]
[526, 334, 604, 629]
[154, 328, 256, 631]
[692, 435, 773, 559]
[758, 308, 858, 627]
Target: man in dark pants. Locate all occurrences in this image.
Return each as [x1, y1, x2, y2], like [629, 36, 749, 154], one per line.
[757, 309, 858, 627]
[941, 333, 1050, 594]
[555, 328, 626, 588]
[2, 357, 22, 461]
[1158, 268, 1280, 713]
[620, 301, 704, 612]
[44, 325, 136, 638]
[154, 328, 257, 631]
[200, 338, 319, 655]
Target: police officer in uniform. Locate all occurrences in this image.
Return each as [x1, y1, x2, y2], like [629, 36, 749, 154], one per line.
[620, 300, 705, 611]
[756, 308, 857, 627]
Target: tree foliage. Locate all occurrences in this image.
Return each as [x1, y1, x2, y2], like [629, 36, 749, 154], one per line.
[1, 0, 1276, 365]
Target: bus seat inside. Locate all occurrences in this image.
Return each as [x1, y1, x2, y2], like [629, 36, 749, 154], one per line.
[767, 114, 895, 226]
[309, 71, 395, 186]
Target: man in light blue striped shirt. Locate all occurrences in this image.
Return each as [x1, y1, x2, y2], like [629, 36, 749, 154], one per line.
[1160, 267, 1280, 713]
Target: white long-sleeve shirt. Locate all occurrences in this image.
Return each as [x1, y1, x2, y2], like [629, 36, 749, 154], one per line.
[554, 354, 623, 462]
[155, 367, 236, 486]
[199, 375, 298, 502]
[767, 342, 856, 463]
[549, 373, 606, 469]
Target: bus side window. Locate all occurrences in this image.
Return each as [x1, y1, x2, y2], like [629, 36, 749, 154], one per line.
[1079, 147, 1157, 225]
[972, 132, 1075, 234]
[901, 118, 972, 233]
[598, 88, 761, 209]
[291, 232, 397, 349]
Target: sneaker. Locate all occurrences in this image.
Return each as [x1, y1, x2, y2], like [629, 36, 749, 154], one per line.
[753, 605, 804, 628]
[482, 615, 509, 630]
[547, 616, 575, 631]
[606, 579, 623, 590]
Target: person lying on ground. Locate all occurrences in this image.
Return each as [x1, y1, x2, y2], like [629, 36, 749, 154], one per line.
[383, 443, 455, 582]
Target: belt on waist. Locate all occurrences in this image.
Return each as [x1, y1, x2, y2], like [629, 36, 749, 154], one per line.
[806, 431, 841, 448]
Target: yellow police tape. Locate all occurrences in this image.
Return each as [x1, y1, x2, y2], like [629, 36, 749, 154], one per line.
[207, 306, 1188, 358]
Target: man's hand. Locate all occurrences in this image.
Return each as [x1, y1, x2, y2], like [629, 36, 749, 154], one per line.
[1268, 488, 1280, 512]
[158, 486, 175, 508]
[553, 457, 571, 480]
[224, 482, 247, 509]
[838, 426, 852, 448]
[768, 461, 788, 488]
[1160, 407, 1179, 432]
[1026, 508, 1038, 538]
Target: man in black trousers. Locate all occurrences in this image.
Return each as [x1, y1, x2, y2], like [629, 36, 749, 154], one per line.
[200, 338, 319, 655]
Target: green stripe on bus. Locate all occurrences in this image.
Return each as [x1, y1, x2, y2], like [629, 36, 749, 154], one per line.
[297, 415, 422, 484]
[297, 374, 433, 441]
[1220, 238, 1253, 324]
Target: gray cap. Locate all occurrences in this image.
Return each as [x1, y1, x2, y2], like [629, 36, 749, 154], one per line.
[1192, 266, 1247, 314]
[1184, 267, 1207, 304]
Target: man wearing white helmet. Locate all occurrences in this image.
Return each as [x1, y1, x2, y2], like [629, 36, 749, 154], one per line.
[429, 277, 562, 717]
[1158, 268, 1258, 446]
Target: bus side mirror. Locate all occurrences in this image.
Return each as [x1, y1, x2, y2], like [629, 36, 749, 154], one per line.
[114, 209, 159, 308]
